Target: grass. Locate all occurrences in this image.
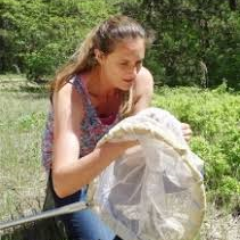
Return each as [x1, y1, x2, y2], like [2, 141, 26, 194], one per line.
[0, 75, 240, 240]
[0, 75, 59, 239]
[152, 86, 240, 239]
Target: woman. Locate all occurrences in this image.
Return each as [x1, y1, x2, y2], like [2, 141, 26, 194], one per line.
[42, 15, 192, 240]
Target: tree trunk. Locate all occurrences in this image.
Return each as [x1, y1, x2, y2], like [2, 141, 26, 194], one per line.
[229, 0, 237, 10]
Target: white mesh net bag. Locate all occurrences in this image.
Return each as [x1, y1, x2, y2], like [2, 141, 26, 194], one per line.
[93, 107, 206, 240]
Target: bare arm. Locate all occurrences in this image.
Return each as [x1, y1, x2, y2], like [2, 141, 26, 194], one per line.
[52, 83, 136, 198]
[132, 67, 192, 141]
[132, 67, 154, 114]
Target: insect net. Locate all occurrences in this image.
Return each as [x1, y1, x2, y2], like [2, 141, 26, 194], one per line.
[93, 107, 206, 240]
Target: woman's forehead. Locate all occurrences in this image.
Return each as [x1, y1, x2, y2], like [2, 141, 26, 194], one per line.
[111, 38, 145, 59]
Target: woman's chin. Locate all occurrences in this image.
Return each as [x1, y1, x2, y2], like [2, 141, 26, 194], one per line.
[119, 82, 134, 91]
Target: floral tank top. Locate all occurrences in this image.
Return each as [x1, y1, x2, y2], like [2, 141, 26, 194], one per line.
[41, 75, 120, 172]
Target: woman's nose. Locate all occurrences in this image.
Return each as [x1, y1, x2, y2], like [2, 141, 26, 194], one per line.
[127, 67, 138, 78]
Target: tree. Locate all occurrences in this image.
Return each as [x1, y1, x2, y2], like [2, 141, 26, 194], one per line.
[121, 0, 240, 89]
[0, 0, 118, 80]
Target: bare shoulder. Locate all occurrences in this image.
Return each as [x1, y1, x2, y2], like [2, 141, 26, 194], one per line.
[53, 81, 84, 130]
[135, 66, 154, 87]
[133, 66, 154, 99]
[54, 81, 82, 108]
[132, 67, 154, 114]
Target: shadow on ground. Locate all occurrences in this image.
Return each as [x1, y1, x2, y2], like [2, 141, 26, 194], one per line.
[1, 218, 67, 240]
[0, 183, 68, 240]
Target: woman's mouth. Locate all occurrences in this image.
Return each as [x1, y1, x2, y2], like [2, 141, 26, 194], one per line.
[123, 78, 134, 83]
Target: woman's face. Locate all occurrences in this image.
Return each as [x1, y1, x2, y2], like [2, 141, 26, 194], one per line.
[97, 37, 146, 91]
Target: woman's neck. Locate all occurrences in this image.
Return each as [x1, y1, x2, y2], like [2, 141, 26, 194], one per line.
[86, 66, 117, 98]
[83, 67, 122, 117]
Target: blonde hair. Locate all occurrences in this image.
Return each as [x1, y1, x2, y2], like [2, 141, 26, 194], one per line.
[51, 15, 150, 118]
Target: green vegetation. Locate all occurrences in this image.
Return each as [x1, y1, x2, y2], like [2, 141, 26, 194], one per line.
[122, 0, 240, 89]
[0, 0, 118, 81]
[1, 0, 240, 89]
[153, 85, 240, 208]
[1, 0, 240, 239]
[0, 77, 48, 220]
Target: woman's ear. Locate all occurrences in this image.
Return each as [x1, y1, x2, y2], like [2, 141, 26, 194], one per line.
[94, 49, 105, 64]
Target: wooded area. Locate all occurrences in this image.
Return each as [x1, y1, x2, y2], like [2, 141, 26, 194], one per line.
[0, 0, 239, 89]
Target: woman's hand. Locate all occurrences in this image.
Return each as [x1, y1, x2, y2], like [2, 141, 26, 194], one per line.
[181, 123, 192, 142]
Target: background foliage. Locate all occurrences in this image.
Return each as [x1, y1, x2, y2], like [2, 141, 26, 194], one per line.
[153, 84, 240, 207]
[0, 0, 117, 81]
[121, 0, 240, 89]
[1, 0, 240, 89]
